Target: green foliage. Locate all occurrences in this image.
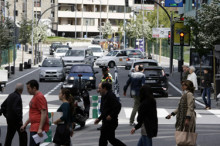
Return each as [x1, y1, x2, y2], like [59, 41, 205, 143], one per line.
[101, 21, 113, 39]
[19, 17, 32, 45]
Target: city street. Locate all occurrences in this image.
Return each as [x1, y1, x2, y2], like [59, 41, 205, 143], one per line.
[0, 46, 220, 146]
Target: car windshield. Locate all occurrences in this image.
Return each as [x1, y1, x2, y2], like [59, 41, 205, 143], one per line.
[91, 47, 102, 52]
[52, 43, 61, 47]
[70, 66, 93, 73]
[42, 59, 63, 67]
[134, 62, 158, 68]
[106, 51, 118, 56]
[128, 53, 143, 58]
[56, 49, 68, 53]
[65, 50, 84, 57]
[144, 70, 162, 76]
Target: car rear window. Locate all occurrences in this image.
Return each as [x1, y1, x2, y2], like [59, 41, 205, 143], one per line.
[134, 62, 158, 68]
[70, 66, 93, 73]
[144, 70, 162, 76]
[65, 50, 84, 57]
[42, 59, 63, 67]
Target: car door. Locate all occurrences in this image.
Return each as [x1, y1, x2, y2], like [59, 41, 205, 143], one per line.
[117, 51, 127, 66]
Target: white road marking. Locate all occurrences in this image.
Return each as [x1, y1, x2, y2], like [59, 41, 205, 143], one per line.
[44, 82, 62, 97]
[168, 81, 206, 107]
[6, 68, 40, 85]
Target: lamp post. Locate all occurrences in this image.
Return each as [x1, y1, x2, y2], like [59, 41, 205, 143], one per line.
[86, 20, 88, 38]
[99, 0, 102, 39]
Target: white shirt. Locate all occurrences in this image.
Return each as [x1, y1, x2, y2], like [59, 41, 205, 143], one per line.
[187, 72, 198, 90]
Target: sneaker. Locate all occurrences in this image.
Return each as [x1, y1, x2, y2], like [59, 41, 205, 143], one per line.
[129, 123, 135, 126]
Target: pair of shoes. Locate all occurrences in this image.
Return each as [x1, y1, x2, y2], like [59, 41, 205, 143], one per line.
[129, 123, 135, 126]
[97, 126, 102, 130]
[206, 107, 211, 110]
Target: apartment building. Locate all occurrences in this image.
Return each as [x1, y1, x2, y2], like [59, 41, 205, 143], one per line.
[2, 0, 159, 38]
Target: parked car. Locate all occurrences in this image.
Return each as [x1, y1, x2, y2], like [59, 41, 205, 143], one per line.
[62, 47, 95, 73]
[125, 52, 146, 70]
[92, 35, 107, 44]
[39, 58, 65, 82]
[88, 45, 104, 60]
[96, 49, 144, 68]
[143, 66, 169, 97]
[49, 42, 62, 55]
[54, 47, 69, 58]
[62, 64, 98, 90]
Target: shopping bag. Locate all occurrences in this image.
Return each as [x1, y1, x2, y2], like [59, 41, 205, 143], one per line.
[175, 130, 197, 146]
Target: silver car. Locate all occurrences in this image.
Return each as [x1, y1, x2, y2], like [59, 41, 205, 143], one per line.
[39, 58, 65, 82]
[125, 52, 145, 70]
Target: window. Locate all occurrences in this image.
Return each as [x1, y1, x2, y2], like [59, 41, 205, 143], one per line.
[34, 11, 41, 19]
[34, 0, 41, 7]
[51, 11, 55, 18]
[51, 0, 55, 4]
[15, 10, 18, 16]
[83, 18, 95, 26]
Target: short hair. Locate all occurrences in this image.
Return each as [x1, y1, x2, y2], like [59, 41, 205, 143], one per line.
[138, 65, 144, 72]
[15, 83, 24, 92]
[182, 65, 189, 68]
[102, 66, 109, 72]
[189, 66, 195, 72]
[101, 82, 112, 91]
[26, 80, 39, 90]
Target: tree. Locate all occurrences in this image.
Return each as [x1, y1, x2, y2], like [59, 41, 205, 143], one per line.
[101, 21, 113, 39]
[0, 2, 14, 67]
[185, 0, 220, 97]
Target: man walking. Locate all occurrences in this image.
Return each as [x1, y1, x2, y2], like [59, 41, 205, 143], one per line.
[123, 65, 145, 126]
[182, 65, 189, 81]
[0, 83, 27, 146]
[20, 80, 49, 146]
[202, 68, 212, 110]
[94, 82, 126, 146]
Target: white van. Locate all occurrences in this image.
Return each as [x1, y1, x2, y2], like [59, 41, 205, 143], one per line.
[88, 45, 104, 60]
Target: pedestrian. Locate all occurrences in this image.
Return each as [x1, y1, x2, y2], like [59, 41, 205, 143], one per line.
[101, 66, 113, 84]
[123, 65, 145, 126]
[166, 80, 196, 145]
[94, 82, 126, 146]
[53, 88, 75, 146]
[0, 83, 27, 146]
[20, 80, 49, 146]
[182, 65, 189, 81]
[97, 66, 113, 131]
[130, 85, 158, 146]
[202, 68, 212, 110]
[187, 66, 198, 90]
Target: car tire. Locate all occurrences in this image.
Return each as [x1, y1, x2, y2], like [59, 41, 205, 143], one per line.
[108, 61, 115, 68]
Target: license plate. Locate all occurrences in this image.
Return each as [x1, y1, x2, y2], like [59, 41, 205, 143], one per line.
[145, 80, 156, 83]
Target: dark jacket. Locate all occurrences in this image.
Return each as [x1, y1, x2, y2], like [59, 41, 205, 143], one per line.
[135, 98, 158, 138]
[98, 91, 121, 122]
[124, 72, 145, 97]
[1, 91, 23, 123]
[203, 73, 212, 88]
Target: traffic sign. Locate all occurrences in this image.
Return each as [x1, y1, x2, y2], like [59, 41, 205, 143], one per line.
[152, 28, 170, 38]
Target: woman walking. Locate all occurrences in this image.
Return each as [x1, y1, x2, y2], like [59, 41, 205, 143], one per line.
[53, 88, 75, 146]
[130, 85, 158, 146]
[166, 80, 196, 145]
[187, 66, 198, 90]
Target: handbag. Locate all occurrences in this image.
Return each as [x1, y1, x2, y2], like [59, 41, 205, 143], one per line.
[53, 124, 70, 145]
[175, 128, 197, 146]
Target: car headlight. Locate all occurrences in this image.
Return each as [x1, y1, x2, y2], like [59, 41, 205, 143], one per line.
[89, 77, 94, 80]
[69, 77, 74, 80]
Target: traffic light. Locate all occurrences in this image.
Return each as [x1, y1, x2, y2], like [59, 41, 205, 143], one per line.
[125, 0, 129, 7]
[168, 31, 171, 45]
[180, 32, 184, 46]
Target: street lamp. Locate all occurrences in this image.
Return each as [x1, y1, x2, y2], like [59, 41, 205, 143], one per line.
[86, 20, 88, 38]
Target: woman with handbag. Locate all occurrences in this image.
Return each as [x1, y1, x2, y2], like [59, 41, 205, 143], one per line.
[53, 88, 75, 146]
[130, 85, 158, 146]
[166, 80, 197, 146]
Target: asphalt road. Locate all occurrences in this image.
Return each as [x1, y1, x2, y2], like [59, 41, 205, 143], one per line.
[0, 47, 220, 146]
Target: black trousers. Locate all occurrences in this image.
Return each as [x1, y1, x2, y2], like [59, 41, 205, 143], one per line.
[99, 120, 126, 146]
[5, 121, 27, 146]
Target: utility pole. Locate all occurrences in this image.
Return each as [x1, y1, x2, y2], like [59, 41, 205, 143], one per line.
[31, 0, 34, 65]
[13, 0, 16, 74]
[124, 3, 126, 49]
[99, 0, 102, 39]
[142, 0, 145, 52]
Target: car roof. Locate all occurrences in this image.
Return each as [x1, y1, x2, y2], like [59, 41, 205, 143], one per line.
[133, 59, 158, 63]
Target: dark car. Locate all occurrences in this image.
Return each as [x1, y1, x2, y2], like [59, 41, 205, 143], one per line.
[143, 66, 169, 97]
[49, 42, 62, 55]
[62, 64, 98, 91]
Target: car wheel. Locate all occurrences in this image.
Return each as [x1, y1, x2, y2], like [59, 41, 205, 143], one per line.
[108, 61, 115, 68]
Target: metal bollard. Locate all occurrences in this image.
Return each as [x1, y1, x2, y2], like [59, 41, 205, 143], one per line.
[92, 95, 99, 118]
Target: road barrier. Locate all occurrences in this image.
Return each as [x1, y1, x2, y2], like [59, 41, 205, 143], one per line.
[92, 95, 98, 118]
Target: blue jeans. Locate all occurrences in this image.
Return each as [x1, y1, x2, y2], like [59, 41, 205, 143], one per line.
[137, 135, 152, 146]
[30, 132, 40, 146]
[202, 87, 211, 107]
